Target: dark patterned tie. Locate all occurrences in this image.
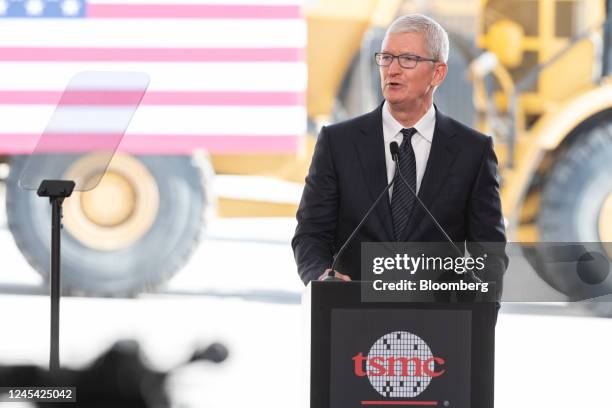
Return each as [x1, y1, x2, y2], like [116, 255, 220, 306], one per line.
[391, 127, 418, 241]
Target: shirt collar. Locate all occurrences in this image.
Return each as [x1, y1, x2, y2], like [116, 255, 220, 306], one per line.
[382, 101, 435, 143]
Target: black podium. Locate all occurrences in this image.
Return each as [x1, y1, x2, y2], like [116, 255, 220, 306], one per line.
[302, 281, 497, 408]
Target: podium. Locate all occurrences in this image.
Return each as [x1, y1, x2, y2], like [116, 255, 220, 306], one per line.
[302, 281, 497, 408]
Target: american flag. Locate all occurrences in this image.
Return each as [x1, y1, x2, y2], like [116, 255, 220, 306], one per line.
[0, 0, 307, 155]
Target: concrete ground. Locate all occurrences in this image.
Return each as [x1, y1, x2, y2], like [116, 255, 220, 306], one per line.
[0, 213, 610, 407]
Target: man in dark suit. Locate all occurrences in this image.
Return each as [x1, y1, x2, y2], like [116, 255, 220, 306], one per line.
[292, 14, 507, 295]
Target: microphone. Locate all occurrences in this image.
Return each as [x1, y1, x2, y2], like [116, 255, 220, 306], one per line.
[324, 143, 400, 281]
[392, 142, 482, 283]
[390, 141, 400, 161]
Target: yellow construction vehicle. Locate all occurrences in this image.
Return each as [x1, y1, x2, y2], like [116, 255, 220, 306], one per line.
[3, 0, 610, 299]
[303, 0, 612, 306]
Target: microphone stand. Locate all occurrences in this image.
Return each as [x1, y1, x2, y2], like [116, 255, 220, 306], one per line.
[393, 152, 482, 283]
[324, 144, 400, 281]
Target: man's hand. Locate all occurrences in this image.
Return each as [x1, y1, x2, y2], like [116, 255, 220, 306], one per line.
[318, 268, 352, 281]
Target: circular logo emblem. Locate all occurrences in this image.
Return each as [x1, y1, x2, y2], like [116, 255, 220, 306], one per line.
[366, 331, 435, 397]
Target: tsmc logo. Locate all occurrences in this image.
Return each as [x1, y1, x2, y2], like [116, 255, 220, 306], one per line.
[353, 331, 445, 398]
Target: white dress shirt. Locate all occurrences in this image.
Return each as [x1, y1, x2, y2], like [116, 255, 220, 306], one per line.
[382, 101, 436, 198]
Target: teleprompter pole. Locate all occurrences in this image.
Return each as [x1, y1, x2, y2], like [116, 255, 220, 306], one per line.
[37, 180, 75, 372]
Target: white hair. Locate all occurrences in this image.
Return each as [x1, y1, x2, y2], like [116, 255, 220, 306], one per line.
[384, 14, 449, 63]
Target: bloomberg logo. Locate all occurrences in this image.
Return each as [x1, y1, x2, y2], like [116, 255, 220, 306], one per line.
[353, 331, 445, 398]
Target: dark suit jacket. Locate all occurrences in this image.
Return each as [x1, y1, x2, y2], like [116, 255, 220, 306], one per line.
[292, 103, 507, 296]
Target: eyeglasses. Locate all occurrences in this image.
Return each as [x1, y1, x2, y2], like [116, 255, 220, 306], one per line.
[374, 52, 437, 69]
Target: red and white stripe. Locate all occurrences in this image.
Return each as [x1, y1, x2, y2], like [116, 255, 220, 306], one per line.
[0, 0, 307, 154]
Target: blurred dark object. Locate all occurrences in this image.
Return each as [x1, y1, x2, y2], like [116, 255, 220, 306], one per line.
[0, 340, 228, 407]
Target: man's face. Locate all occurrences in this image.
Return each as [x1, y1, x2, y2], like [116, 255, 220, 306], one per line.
[379, 32, 446, 107]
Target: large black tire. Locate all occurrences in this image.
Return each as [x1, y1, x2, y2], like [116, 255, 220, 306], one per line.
[537, 119, 612, 311]
[6, 155, 206, 296]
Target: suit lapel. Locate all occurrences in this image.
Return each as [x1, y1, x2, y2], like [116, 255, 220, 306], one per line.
[404, 108, 460, 240]
[352, 103, 395, 242]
